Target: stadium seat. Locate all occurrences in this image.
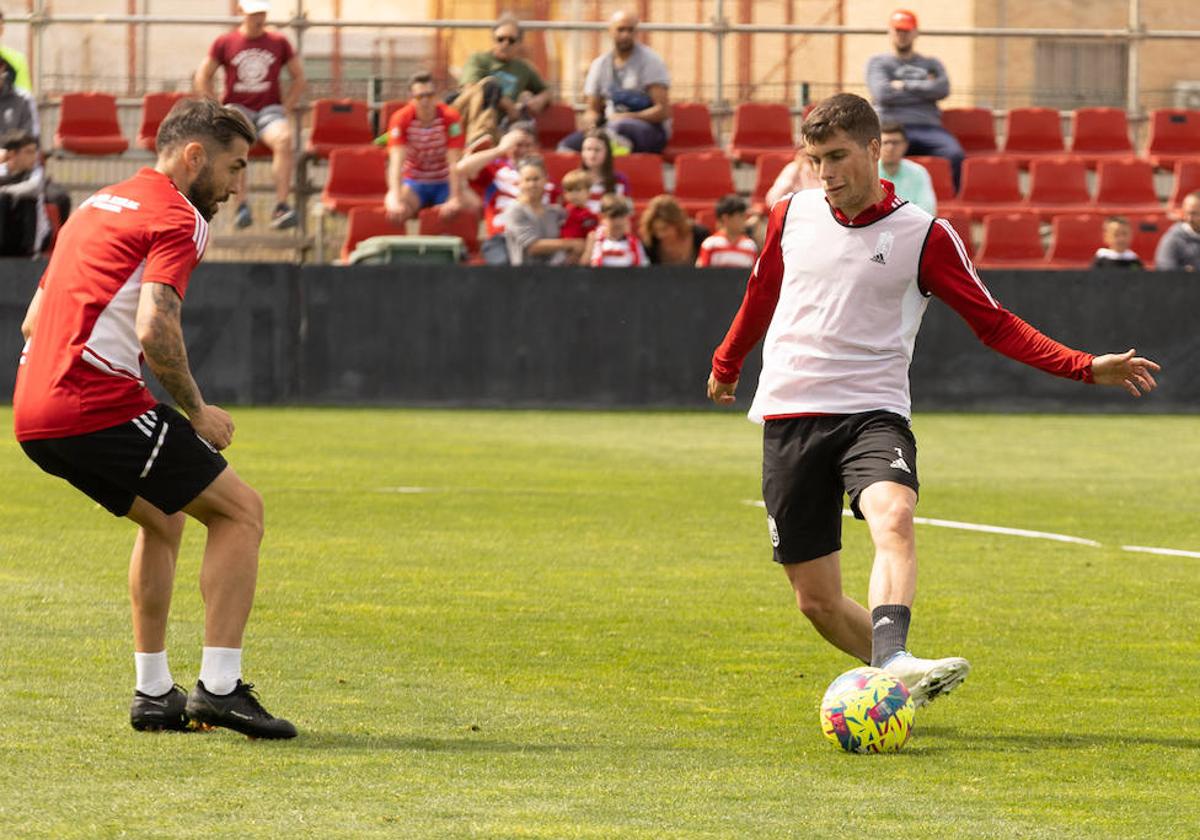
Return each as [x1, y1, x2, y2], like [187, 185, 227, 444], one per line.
[973, 212, 1046, 269]
[1168, 159, 1200, 209]
[938, 209, 975, 258]
[1068, 107, 1133, 168]
[908, 155, 958, 209]
[136, 91, 187, 151]
[662, 102, 719, 162]
[750, 150, 794, 211]
[956, 156, 1023, 220]
[1044, 213, 1106, 269]
[672, 150, 736, 214]
[1023, 157, 1091, 220]
[1144, 108, 1200, 170]
[339, 205, 407, 263]
[248, 140, 273, 159]
[729, 103, 794, 164]
[379, 99, 406, 134]
[941, 107, 998, 156]
[306, 98, 374, 159]
[1093, 158, 1163, 214]
[418, 205, 481, 256]
[320, 146, 388, 213]
[535, 102, 577, 150]
[1000, 107, 1065, 167]
[693, 207, 718, 231]
[55, 93, 129, 156]
[613, 152, 665, 200]
[1127, 213, 1171, 268]
[541, 150, 581, 187]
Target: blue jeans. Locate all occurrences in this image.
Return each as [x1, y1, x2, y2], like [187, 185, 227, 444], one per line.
[559, 119, 668, 154]
[903, 124, 965, 191]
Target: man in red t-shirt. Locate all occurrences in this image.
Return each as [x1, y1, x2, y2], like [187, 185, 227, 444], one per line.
[384, 71, 468, 226]
[194, 0, 305, 230]
[13, 98, 296, 740]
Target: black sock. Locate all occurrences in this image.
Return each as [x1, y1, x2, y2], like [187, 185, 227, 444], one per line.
[870, 604, 912, 668]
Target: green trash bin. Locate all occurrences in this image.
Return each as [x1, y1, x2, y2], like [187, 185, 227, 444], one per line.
[347, 235, 464, 265]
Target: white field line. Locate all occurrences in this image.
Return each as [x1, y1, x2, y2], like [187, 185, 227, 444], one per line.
[374, 486, 432, 493]
[743, 500, 1195, 556]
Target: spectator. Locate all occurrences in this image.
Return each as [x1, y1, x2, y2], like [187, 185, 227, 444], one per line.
[560, 169, 600, 241]
[578, 127, 630, 213]
[503, 159, 583, 266]
[1154, 192, 1200, 271]
[385, 72, 468, 226]
[866, 9, 964, 189]
[696, 194, 758, 269]
[0, 128, 47, 256]
[639, 194, 709, 265]
[559, 10, 671, 155]
[585, 194, 648, 267]
[877, 122, 936, 215]
[0, 53, 36, 137]
[1092, 216, 1143, 270]
[450, 15, 551, 151]
[0, 8, 31, 92]
[457, 122, 541, 264]
[195, 0, 305, 229]
[765, 145, 820, 207]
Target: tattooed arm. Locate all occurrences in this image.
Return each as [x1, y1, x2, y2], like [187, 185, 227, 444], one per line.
[135, 281, 234, 449]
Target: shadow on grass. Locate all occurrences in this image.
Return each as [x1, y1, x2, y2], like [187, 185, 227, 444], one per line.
[288, 732, 584, 753]
[914, 724, 1200, 751]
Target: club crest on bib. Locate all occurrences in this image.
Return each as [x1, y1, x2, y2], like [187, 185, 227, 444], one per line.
[767, 514, 780, 547]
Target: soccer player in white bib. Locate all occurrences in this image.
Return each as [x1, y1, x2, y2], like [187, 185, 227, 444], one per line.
[707, 93, 1160, 708]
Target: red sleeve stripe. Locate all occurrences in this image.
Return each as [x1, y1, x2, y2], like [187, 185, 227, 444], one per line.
[934, 218, 997, 309]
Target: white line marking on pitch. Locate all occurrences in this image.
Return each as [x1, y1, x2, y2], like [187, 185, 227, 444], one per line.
[375, 486, 432, 493]
[1121, 545, 1200, 559]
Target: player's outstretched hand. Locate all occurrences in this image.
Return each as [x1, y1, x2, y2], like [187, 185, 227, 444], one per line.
[707, 372, 738, 406]
[190, 403, 235, 450]
[1091, 348, 1161, 397]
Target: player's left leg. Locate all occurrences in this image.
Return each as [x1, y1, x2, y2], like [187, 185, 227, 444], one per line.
[259, 112, 296, 229]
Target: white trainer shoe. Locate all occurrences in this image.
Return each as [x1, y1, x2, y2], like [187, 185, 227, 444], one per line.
[882, 652, 971, 709]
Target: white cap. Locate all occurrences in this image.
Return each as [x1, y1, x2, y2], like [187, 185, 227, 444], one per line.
[239, 0, 270, 14]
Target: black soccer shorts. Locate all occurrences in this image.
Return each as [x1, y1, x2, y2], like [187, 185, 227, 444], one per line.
[20, 404, 228, 517]
[761, 410, 919, 565]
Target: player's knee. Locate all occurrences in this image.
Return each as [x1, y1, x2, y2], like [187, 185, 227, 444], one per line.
[795, 590, 841, 626]
[863, 496, 915, 541]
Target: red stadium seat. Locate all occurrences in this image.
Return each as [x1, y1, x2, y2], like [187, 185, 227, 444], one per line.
[662, 102, 720, 162]
[729, 103, 794, 164]
[306, 98, 374, 159]
[541, 150, 581, 187]
[751, 151, 794, 211]
[340, 205, 407, 262]
[941, 107, 998, 156]
[938, 209, 975, 258]
[379, 99, 406, 134]
[55, 93, 129, 156]
[320, 146, 388, 213]
[1024, 157, 1091, 220]
[418, 205, 481, 256]
[535, 102, 577, 150]
[908, 155, 958, 209]
[1144, 108, 1200, 170]
[613, 153, 665, 200]
[672, 150, 736, 214]
[1068, 107, 1133, 168]
[1127, 213, 1170, 268]
[956, 156, 1023, 220]
[1168, 159, 1200, 209]
[1001, 107, 1065, 167]
[248, 140, 273, 159]
[1044, 213, 1106, 269]
[136, 91, 187, 151]
[974, 212, 1046, 269]
[1093, 158, 1162, 214]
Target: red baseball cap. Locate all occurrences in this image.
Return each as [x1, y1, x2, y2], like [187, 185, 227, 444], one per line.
[890, 9, 918, 30]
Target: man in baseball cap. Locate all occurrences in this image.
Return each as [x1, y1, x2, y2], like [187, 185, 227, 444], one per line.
[865, 8, 965, 189]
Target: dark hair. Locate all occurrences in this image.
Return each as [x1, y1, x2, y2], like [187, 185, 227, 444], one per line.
[156, 97, 256, 154]
[1104, 215, 1131, 228]
[801, 93, 881, 148]
[410, 71, 434, 89]
[880, 121, 907, 140]
[600, 194, 632, 218]
[1, 128, 37, 151]
[715, 193, 747, 218]
[580, 127, 617, 193]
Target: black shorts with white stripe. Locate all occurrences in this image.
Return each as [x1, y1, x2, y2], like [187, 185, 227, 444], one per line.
[20, 404, 227, 517]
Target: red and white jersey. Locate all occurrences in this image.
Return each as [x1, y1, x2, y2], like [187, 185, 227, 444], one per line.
[585, 173, 629, 215]
[472, 157, 555, 237]
[712, 181, 1094, 423]
[696, 232, 758, 268]
[387, 102, 465, 183]
[13, 168, 208, 441]
[589, 229, 648, 267]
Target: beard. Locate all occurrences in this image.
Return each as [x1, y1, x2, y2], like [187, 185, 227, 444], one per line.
[186, 162, 223, 222]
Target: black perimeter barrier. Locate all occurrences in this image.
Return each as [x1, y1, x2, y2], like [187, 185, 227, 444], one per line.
[1, 258, 1195, 412]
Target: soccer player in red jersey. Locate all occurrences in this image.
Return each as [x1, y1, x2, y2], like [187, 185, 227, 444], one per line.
[13, 98, 296, 739]
[707, 94, 1160, 708]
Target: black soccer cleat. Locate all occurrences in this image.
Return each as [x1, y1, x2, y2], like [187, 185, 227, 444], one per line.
[130, 684, 190, 732]
[185, 680, 298, 740]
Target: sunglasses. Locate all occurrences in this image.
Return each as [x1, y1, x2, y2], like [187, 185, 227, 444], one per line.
[495, 35, 518, 44]
[413, 92, 435, 99]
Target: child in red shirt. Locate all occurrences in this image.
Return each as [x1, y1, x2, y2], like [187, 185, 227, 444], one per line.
[559, 169, 599, 241]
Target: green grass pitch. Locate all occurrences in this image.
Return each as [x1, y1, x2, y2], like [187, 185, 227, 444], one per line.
[1, 407, 1197, 838]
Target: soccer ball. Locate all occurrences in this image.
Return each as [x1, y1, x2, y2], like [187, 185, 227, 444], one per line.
[819, 666, 914, 754]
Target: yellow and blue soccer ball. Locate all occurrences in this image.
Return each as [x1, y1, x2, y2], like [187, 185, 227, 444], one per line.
[819, 666, 914, 754]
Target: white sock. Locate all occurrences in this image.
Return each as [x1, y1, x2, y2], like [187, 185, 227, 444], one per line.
[199, 646, 242, 695]
[134, 650, 173, 697]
